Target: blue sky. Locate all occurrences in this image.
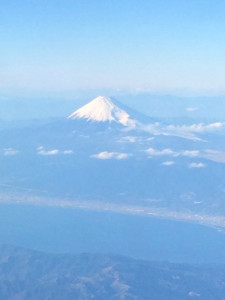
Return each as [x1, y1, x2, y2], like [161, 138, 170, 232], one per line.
[1, 0, 225, 96]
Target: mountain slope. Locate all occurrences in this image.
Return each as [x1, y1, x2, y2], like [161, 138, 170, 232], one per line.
[0, 245, 225, 300]
[68, 96, 137, 128]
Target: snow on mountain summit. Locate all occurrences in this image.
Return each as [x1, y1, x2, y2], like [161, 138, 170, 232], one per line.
[68, 96, 137, 128]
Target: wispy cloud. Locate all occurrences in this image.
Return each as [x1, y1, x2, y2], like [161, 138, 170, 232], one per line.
[167, 122, 225, 140]
[4, 148, 19, 156]
[203, 149, 225, 163]
[146, 147, 225, 165]
[91, 151, 129, 160]
[37, 146, 73, 156]
[63, 150, 73, 154]
[146, 148, 175, 156]
[119, 136, 137, 143]
[162, 161, 174, 166]
[143, 121, 225, 140]
[189, 162, 206, 168]
[38, 148, 59, 156]
[182, 150, 200, 157]
[37, 146, 44, 151]
[186, 107, 198, 112]
[146, 148, 200, 158]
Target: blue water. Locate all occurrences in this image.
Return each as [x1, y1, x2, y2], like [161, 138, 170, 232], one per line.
[0, 203, 225, 263]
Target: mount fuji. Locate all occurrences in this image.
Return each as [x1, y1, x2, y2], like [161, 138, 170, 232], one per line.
[67, 96, 152, 129]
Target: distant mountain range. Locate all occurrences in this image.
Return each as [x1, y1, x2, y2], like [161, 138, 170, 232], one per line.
[1, 93, 225, 122]
[1, 96, 225, 222]
[0, 245, 224, 300]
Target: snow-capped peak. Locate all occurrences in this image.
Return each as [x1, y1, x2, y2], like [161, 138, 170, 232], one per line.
[68, 96, 136, 128]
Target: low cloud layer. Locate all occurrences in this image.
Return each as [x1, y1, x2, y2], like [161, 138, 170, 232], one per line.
[189, 162, 206, 168]
[119, 136, 137, 143]
[38, 149, 59, 156]
[143, 121, 225, 140]
[186, 107, 198, 112]
[37, 146, 73, 156]
[63, 150, 73, 154]
[147, 148, 175, 156]
[168, 122, 225, 133]
[91, 151, 129, 160]
[162, 161, 174, 166]
[203, 149, 225, 163]
[146, 148, 200, 157]
[4, 148, 19, 156]
[146, 147, 225, 164]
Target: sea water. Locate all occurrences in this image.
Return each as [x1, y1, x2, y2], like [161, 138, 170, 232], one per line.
[0, 203, 224, 263]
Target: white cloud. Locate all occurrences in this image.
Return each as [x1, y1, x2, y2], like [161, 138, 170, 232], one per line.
[180, 149, 225, 164]
[186, 107, 198, 112]
[37, 147, 73, 155]
[168, 122, 225, 134]
[143, 119, 225, 141]
[182, 150, 200, 157]
[119, 136, 137, 143]
[190, 122, 225, 132]
[141, 145, 225, 166]
[141, 123, 162, 135]
[63, 150, 73, 154]
[37, 146, 44, 151]
[188, 291, 200, 297]
[189, 162, 206, 168]
[143, 123, 199, 140]
[146, 137, 155, 141]
[116, 153, 129, 159]
[146, 148, 175, 156]
[38, 149, 59, 156]
[203, 149, 225, 163]
[158, 121, 225, 140]
[162, 161, 174, 166]
[92, 152, 114, 159]
[146, 148, 201, 159]
[92, 151, 129, 160]
[4, 148, 19, 156]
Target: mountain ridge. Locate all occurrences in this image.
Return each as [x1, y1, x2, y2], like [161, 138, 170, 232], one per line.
[0, 244, 224, 300]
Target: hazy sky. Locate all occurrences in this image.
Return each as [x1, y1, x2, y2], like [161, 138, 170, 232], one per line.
[1, 0, 225, 96]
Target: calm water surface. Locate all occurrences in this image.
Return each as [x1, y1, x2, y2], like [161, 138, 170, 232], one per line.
[0, 203, 225, 263]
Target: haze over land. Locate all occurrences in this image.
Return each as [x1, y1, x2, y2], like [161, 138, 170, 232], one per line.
[1, 1, 225, 299]
[1, 95, 225, 229]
